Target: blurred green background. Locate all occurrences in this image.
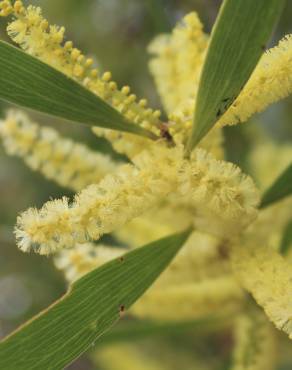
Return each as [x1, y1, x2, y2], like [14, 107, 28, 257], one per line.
[0, 1, 291, 369]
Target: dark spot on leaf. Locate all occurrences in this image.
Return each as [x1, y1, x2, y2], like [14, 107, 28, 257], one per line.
[119, 305, 125, 316]
[216, 108, 222, 118]
[119, 256, 124, 262]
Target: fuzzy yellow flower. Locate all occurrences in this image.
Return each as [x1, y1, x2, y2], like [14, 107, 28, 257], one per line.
[0, 1, 292, 358]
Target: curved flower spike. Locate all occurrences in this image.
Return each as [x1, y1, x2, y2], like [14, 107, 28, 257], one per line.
[148, 12, 208, 114]
[15, 145, 259, 254]
[0, 0, 163, 159]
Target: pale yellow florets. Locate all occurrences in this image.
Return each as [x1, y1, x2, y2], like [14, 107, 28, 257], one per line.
[218, 35, 292, 127]
[92, 127, 155, 159]
[15, 145, 183, 254]
[231, 243, 292, 339]
[232, 312, 276, 370]
[54, 243, 124, 283]
[0, 110, 119, 191]
[148, 12, 208, 114]
[180, 149, 260, 237]
[168, 98, 225, 156]
[15, 144, 259, 254]
[0, 0, 162, 139]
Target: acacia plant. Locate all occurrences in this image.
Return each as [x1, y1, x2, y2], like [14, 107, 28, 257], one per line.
[0, 0, 292, 369]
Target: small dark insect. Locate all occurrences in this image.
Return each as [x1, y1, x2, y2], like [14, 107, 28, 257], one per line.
[160, 123, 174, 143]
[261, 44, 266, 51]
[119, 256, 124, 262]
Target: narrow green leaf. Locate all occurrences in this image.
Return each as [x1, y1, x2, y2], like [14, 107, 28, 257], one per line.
[260, 163, 292, 209]
[187, 0, 285, 151]
[0, 229, 191, 370]
[280, 220, 292, 255]
[0, 41, 155, 139]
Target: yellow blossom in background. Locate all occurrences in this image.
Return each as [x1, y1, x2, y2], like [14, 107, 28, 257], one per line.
[232, 312, 276, 370]
[0, 110, 119, 191]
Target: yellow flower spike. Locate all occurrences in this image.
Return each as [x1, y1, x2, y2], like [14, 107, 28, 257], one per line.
[0, 110, 119, 192]
[232, 312, 277, 370]
[131, 276, 244, 321]
[1, 0, 163, 145]
[218, 34, 292, 127]
[15, 141, 259, 254]
[54, 243, 125, 283]
[231, 242, 292, 339]
[15, 145, 183, 254]
[15, 197, 72, 255]
[148, 12, 208, 114]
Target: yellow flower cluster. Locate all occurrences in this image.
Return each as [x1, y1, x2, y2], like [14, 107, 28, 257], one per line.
[0, 110, 119, 191]
[232, 312, 276, 370]
[1, 0, 292, 358]
[182, 149, 259, 236]
[15, 144, 259, 254]
[0, 0, 163, 142]
[231, 243, 292, 339]
[148, 12, 208, 114]
[218, 35, 292, 127]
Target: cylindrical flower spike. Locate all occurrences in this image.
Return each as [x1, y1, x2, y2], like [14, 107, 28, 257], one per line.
[0, 110, 119, 192]
[218, 35, 292, 127]
[15, 145, 183, 254]
[0, 0, 162, 152]
[15, 144, 259, 254]
[148, 12, 208, 114]
[231, 242, 292, 339]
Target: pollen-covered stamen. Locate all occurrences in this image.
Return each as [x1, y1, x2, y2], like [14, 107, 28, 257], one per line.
[178, 149, 260, 237]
